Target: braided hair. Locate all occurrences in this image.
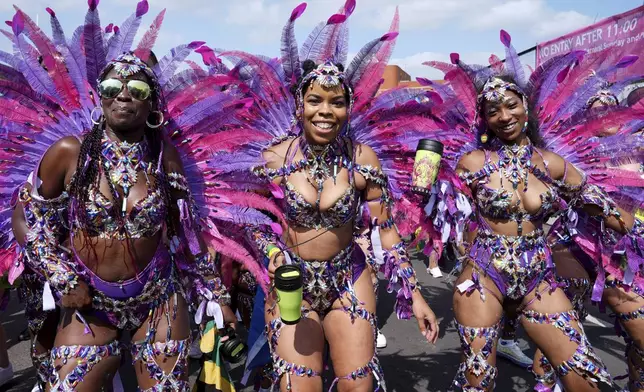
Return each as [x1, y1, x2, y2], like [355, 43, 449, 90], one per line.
[68, 63, 175, 269]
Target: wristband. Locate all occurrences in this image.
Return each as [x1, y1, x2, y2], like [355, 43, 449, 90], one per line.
[267, 246, 281, 260]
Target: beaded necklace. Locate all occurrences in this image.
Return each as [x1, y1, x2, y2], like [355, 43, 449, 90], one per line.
[100, 132, 149, 215]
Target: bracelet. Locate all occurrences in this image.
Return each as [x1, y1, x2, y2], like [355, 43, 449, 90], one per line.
[267, 246, 281, 260]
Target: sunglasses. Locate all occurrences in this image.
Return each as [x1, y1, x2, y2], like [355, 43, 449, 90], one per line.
[98, 78, 152, 101]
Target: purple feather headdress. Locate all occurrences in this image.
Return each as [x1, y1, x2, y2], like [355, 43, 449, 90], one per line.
[586, 89, 618, 108]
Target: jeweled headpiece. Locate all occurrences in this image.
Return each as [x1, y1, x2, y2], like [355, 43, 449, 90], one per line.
[586, 89, 618, 108]
[477, 77, 526, 106]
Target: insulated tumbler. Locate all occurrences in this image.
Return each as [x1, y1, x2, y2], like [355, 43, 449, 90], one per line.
[274, 265, 303, 325]
[412, 139, 444, 193]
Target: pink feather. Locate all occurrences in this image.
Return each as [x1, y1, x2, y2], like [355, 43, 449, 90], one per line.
[423, 60, 455, 75]
[134, 9, 166, 61]
[445, 68, 477, 114]
[195, 45, 217, 66]
[327, 14, 347, 25]
[214, 190, 285, 224]
[344, 0, 356, 17]
[135, 0, 149, 17]
[88, 0, 99, 11]
[290, 2, 307, 21]
[500, 29, 511, 46]
[268, 182, 284, 199]
[11, 12, 23, 35]
[13, 8, 81, 108]
[450, 53, 460, 65]
[489, 54, 503, 73]
[616, 54, 638, 68]
[206, 234, 269, 292]
[352, 8, 399, 113]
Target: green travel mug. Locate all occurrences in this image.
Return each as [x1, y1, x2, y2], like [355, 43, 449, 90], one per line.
[412, 139, 444, 194]
[274, 265, 303, 325]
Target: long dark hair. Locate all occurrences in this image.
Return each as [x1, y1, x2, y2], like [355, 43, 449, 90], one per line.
[69, 64, 174, 269]
[477, 74, 543, 147]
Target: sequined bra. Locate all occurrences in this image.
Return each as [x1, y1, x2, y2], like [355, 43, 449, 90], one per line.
[75, 135, 167, 240]
[255, 138, 390, 231]
[459, 144, 562, 234]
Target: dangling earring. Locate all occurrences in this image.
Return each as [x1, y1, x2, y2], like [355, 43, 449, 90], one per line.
[522, 97, 529, 133]
[90, 107, 103, 125]
[480, 132, 489, 143]
[146, 111, 164, 129]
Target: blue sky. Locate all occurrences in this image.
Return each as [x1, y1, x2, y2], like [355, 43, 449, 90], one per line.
[1, 0, 642, 79]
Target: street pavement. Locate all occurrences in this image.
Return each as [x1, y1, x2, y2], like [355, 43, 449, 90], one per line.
[1, 254, 629, 391]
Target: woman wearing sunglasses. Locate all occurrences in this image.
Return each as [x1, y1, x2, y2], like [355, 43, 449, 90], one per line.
[2, 2, 278, 390]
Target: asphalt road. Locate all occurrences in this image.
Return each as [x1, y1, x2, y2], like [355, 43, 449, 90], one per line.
[0, 254, 629, 391]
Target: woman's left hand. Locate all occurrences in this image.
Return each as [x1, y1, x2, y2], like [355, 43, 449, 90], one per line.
[218, 305, 238, 341]
[412, 295, 439, 344]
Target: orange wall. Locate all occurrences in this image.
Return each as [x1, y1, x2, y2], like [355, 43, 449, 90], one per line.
[380, 65, 411, 90]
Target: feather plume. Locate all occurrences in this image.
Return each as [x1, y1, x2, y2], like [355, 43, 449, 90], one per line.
[346, 32, 396, 85]
[423, 60, 455, 75]
[154, 41, 204, 85]
[134, 9, 165, 61]
[83, 2, 106, 87]
[106, 1, 147, 61]
[12, 34, 59, 99]
[220, 51, 285, 105]
[352, 8, 399, 113]
[14, 8, 81, 108]
[206, 234, 269, 292]
[280, 3, 306, 83]
[46, 7, 67, 46]
[499, 29, 526, 87]
[489, 54, 503, 73]
[299, 13, 348, 64]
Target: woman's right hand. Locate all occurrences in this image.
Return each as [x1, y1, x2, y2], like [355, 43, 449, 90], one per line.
[60, 280, 92, 309]
[267, 253, 285, 280]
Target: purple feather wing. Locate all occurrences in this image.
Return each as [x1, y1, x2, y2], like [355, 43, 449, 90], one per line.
[83, 3, 106, 88]
[280, 3, 306, 82]
[499, 29, 526, 87]
[105, 1, 147, 61]
[154, 41, 204, 86]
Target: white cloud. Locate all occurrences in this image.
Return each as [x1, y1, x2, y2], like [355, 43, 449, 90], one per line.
[2, 0, 79, 13]
[226, 0, 283, 43]
[354, 0, 594, 42]
[531, 10, 592, 39]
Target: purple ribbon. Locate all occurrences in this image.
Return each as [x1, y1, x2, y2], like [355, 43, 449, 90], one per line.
[591, 267, 605, 302]
[177, 199, 201, 255]
[534, 383, 552, 392]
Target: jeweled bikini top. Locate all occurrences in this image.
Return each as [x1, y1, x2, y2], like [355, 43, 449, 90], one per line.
[459, 141, 561, 235]
[75, 133, 166, 240]
[257, 137, 389, 231]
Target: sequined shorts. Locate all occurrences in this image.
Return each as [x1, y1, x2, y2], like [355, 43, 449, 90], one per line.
[284, 243, 366, 316]
[76, 244, 182, 330]
[469, 228, 554, 300]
